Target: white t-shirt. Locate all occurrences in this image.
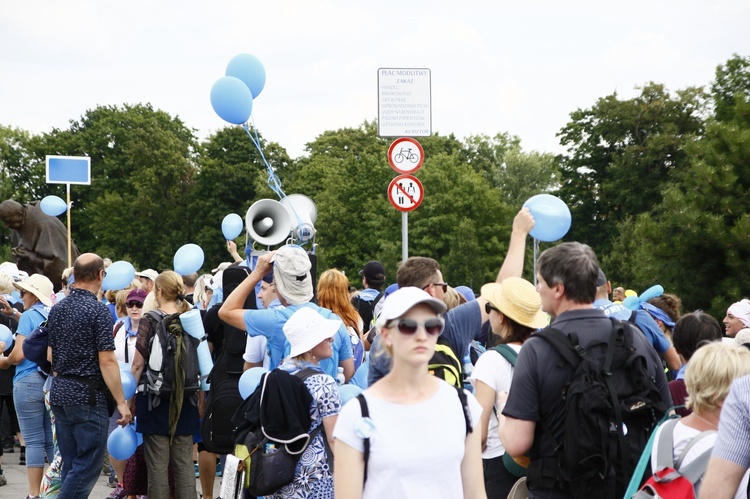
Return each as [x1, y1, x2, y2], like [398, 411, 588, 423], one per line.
[650, 420, 749, 498]
[242, 334, 269, 369]
[470, 344, 521, 459]
[334, 380, 482, 499]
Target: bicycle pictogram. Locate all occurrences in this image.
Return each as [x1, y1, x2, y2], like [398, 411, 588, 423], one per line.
[394, 147, 419, 164]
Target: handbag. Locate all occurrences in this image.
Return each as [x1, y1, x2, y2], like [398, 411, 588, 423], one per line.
[236, 423, 329, 497]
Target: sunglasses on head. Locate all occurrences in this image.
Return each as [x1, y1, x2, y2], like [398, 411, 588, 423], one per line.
[126, 301, 143, 309]
[388, 317, 445, 337]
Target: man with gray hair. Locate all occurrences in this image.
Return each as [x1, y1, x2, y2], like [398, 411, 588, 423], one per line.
[499, 242, 671, 499]
[219, 245, 354, 381]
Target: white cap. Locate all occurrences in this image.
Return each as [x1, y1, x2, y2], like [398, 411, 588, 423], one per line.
[376, 287, 447, 327]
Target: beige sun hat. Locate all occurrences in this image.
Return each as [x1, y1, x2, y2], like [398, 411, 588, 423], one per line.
[283, 307, 342, 358]
[481, 277, 547, 329]
[14, 274, 54, 307]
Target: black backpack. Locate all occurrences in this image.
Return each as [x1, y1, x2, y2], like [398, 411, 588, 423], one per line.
[138, 310, 201, 409]
[201, 266, 257, 454]
[531, 319, 668, 499]
[352, 290, 384, 332]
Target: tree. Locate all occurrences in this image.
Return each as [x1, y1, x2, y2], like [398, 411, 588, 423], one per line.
[556, 83, 707, 256]
[607, 55, 750, 318]
[191, 125, 292, 268]
[39, 104, 201, 270]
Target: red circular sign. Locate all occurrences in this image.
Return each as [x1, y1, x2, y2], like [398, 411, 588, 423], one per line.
[387, 175, 424, 212]
[387, 138, 424, 174]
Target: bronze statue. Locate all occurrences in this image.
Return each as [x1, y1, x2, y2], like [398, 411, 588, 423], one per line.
[0, 199, 79, 291]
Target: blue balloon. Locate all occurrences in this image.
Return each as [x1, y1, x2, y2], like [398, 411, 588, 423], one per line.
[102, 261, 136, 291]
[239, 367, 268, 399]
[210, 76, 253, 125]
[639, 285, 664, 303]
[226, 53, 266, 99]
[173, 243, 205, 275]
[121, 369, 136, 400]
[40, 195, 67, 217]
[339, 384, 363, 405]
[522, 194, 572, 242]
[0, 324, 12, 352]
[222, 213, 244, 240]
[107, 425, 137, 460]
[622, 295, 640, 310]
[136, 431, 144, 447]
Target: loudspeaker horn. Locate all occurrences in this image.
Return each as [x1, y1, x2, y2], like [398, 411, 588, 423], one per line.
[280, 194, 317, 243]
[245, 199, 293, 247]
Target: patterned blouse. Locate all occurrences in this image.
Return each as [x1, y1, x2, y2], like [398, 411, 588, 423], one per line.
[273, 361, 342, 499]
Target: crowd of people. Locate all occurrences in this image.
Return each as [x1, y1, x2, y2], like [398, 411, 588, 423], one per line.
[1, 207, 750, 499]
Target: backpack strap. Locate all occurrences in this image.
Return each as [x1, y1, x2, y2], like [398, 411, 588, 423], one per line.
[654, 418, 680, 470]
[533, 327, 585, 368]
[490, 344, 518, 366]
[455, 386, 472, 436]
[673, 429, 717, 484]
[629, 310, 638, 324]
[356, 393, 371, 486]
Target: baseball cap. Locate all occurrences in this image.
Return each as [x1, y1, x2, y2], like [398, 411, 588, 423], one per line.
[376, 287, 446, 327]
[135, 269, 158, 281]
[359, 261, 385, 281]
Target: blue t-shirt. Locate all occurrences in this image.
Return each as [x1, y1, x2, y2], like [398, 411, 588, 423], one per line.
[593, 299, 670, 354]
[368, 299, 483, 385]
[14, 305, 49, 383]
[243, 302, 353, 379]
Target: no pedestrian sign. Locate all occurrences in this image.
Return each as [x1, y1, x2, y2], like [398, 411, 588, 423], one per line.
[388, 137, 424, 175]
[388, 175, 424, 212]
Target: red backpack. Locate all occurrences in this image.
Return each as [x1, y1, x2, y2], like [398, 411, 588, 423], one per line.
[632, 418, 716, 499]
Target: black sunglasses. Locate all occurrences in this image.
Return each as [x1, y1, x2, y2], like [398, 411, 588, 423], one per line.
[422, 282, 448, 293]
[126, 301, 143, 309]
[388, 317, 445, 337]
[485, 302, 501, 314]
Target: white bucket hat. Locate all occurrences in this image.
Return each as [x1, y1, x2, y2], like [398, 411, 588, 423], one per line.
[283, 307, 341, 358]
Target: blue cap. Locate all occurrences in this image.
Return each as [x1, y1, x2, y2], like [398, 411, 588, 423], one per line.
[454, 285, 476, 302]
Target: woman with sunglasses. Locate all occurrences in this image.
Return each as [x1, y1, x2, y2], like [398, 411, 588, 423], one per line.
[105, 288, 146, 499]
[472, 277, 547, 499]
[334, 287, 486, 498]
[0, 274, 55, 499]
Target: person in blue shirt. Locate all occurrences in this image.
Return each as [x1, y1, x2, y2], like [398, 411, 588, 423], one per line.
[219, 245, 354, 382]
[592, 268, 681, 372]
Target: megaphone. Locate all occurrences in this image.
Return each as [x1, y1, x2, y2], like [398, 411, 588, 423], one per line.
[281, 194, 317, 243]
[245, 199, 292, 246]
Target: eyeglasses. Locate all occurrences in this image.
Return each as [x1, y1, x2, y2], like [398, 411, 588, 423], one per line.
[126, 301, 143, 309]
[387, 317, 445, 337]
[485, 302, 500, 314]
[422, 282, 448, 293]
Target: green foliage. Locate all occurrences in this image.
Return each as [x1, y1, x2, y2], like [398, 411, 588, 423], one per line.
[608, 63, 750, 318]
[556, 83, 707, 256]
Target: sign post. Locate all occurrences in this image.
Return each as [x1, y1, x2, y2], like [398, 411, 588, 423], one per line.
[387, 138, 425, 260]
[46, 155, 91, 267]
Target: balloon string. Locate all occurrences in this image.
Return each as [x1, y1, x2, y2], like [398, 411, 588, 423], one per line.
[242, 121, 311, 246]
[243, 122, 286, 200]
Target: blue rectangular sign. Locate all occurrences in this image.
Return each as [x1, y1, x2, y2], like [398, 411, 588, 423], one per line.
[46, 155, 91, 185]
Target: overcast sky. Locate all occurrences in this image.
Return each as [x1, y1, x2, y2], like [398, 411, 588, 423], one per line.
[2, 1, 748, 159]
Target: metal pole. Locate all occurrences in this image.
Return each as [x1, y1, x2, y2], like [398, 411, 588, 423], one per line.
[402, 211, 408, 262]
[533, 238, 539, 286]
[66, 183, 72, 268]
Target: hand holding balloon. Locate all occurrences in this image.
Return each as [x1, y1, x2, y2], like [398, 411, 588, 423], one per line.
[522, 194, 572, 242]
[512, 207, 535, 236]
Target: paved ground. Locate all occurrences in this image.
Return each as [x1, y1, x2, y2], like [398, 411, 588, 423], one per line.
[0, 450, 223, 498]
